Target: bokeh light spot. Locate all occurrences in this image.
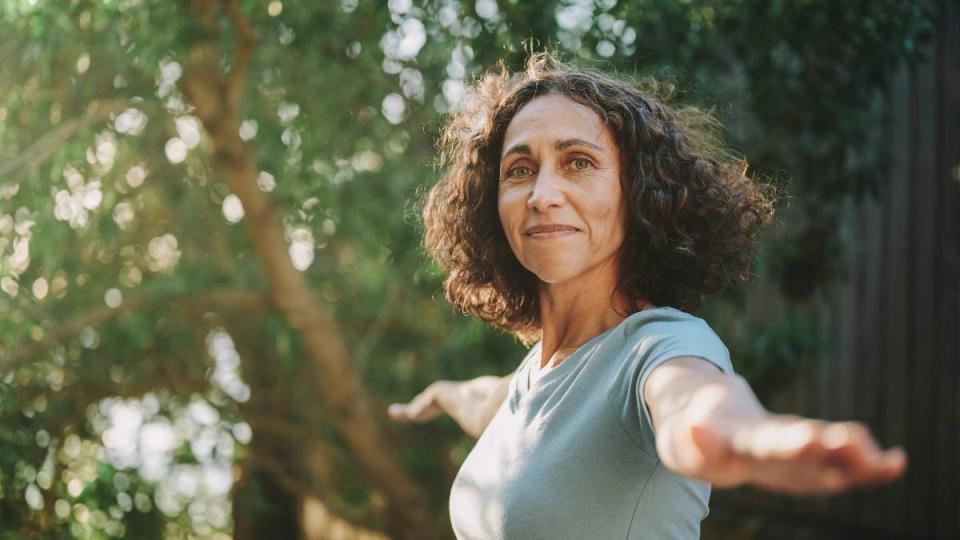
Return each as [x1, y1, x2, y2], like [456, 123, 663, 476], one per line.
[104, 288, 123, 308]
[222, 194, 245, 224]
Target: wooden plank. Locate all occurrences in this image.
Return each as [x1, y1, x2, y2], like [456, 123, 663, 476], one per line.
[941, 5, 960, 539]
[831, 144, 887, 532]
[907, 32, 938, 539]
[856, 192, 887, 532]
[935, 44, 960, 538]
[814, 278, 857, 522]
[933, 4, 960, 538]
[823, 196, 874, 530]
[901, 59, 928, 538]
[881, 65, 912, 536]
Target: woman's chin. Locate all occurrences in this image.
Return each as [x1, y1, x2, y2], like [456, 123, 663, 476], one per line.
[522, 256, 616, 288]
[525, 265, 583, 285]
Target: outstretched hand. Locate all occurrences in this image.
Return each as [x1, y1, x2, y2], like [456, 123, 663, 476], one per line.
[387, 375, 508, 438]
[688, 415, 907, 495]
[387, 381, 453, 423]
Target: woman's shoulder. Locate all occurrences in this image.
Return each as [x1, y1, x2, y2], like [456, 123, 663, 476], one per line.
[618, 306, 718, 342]
[613, 306, 731, 372]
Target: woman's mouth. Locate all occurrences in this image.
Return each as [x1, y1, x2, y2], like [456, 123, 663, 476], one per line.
[525, 224, 579, 239]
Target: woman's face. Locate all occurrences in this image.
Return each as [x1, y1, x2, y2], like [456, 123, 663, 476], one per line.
[497, 94, 625, 287]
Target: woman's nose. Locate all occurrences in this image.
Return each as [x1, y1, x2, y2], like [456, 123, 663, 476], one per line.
[526, 170, 565, 212]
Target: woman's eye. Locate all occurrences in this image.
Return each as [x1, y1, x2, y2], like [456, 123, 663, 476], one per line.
[506, 165, 534, 177]
[571, 158, 593, 170]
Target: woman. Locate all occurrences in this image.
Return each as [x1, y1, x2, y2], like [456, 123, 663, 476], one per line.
[388, 54, 906, 539]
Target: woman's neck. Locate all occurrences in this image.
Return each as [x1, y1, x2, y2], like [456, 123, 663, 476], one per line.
[536, 260, 632, 369]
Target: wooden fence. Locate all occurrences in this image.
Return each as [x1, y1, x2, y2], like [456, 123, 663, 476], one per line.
[707, 3, 960, 539]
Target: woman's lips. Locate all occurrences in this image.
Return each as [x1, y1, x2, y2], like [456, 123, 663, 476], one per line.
[525, 224, 579, 239]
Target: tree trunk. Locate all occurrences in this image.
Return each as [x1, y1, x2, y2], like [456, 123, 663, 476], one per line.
[181, 3, 440, 538]
[233, 461, 302, 540]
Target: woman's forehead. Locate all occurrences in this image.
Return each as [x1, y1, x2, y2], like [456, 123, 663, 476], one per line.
[501, 94, 613, 156]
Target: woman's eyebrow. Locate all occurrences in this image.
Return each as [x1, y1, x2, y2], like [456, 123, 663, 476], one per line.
[501, 144, 530, 160]
[555, 138, 603, 152]
[501, 138, 603, 160]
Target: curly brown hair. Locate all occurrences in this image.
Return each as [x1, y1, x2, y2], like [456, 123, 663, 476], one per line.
[423, 53, 776, 345]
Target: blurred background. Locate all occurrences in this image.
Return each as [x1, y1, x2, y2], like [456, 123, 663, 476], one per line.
[0, 0, 956, 539]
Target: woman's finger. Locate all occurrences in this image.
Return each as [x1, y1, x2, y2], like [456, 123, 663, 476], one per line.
[858, 446, 908, 484]
[879, 448, 908, 480]
[817, 422, 907, 484]
[801, 425, 907, 492]
[388, 385, 443, 422]
[733, 418, 907, 495]
[387, 403, 411, 420]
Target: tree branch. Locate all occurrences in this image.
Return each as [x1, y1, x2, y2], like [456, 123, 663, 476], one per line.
[0, 290, 268, 375]
[0, 99, 132, 178]
[221, 0, 256, 114]
[353, 282, 402, 372]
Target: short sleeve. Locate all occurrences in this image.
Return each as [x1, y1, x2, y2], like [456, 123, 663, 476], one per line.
[612, 316, 733, 458]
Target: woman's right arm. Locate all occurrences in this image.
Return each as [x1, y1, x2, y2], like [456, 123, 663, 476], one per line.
[388, 374, 513, 438]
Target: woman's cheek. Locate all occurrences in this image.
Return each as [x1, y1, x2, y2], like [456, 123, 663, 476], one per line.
[497, 188, 525, 224]
[497, 191, 520, 247]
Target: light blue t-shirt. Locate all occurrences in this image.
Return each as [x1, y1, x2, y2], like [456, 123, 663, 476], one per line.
[449, 307, 734, 539]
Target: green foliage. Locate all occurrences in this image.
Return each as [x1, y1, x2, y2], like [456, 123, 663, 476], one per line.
[0, 0, 931, 537]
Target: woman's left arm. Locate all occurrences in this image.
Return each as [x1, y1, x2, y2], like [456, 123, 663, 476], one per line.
[644, 356, 908, 495]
